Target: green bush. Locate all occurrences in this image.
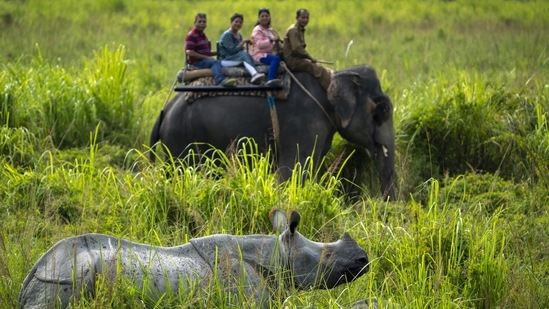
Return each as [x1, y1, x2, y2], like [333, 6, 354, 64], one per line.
[0, 126, 41, 168]
[0, 45, 135, 149]
[398, 71, 542, 183]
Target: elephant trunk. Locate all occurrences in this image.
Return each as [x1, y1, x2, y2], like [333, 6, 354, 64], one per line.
[374, 105, 397, 201]
[378, 152, 397, 201]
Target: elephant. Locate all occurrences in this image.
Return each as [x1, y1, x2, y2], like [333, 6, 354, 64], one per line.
[18, 209, 369, 308]
[149, 65, 396, 200]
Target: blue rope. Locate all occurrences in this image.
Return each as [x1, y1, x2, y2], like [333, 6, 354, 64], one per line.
[267, 95, 276, 109]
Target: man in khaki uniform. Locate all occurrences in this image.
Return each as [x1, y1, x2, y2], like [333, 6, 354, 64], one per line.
[282, 9, 332, 91]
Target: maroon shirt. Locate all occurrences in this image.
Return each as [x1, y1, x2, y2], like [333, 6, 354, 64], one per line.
[185, 28, 213, 65]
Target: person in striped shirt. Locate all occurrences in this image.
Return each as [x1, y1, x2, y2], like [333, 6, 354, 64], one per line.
[185, 13, 236, 87]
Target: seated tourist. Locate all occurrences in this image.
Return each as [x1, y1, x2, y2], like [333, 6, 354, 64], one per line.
[251, 8, 283, 87]
[185, 13, 236, 87]
[218, 13, 265, 85]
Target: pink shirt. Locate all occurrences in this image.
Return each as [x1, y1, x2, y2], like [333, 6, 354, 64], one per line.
[251, 25, 278, 62]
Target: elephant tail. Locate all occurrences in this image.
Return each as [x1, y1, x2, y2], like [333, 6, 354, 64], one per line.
[149, 110, 164, 163]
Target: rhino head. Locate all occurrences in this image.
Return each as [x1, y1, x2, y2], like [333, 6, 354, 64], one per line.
[270, 209, 369, 290]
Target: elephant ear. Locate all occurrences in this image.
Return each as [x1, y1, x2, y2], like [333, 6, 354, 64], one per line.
[328, 72, 361, 129]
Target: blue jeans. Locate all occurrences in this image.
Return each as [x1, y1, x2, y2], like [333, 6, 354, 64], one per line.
[259, 54, 281, 81]
[196, 59, 225, 85]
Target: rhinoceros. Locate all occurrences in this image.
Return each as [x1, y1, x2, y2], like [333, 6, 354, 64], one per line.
[18, 209, 369, 308]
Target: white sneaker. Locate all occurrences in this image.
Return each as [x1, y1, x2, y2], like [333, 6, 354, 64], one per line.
[251, 73, 265, 85]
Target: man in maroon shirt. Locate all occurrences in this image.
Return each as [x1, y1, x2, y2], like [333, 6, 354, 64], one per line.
[186, 13, 236, 87]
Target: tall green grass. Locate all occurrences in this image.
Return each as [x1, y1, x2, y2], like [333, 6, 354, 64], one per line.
[1, 147, 532, 308]
[397, 71, 549, 196]
[1, 0, 549, 308]
[1, 45, 135, 150]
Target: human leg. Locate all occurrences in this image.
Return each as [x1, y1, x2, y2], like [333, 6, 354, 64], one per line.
[260, 54, 281, 81]
[242, 61, 258, 76]
[316, 65, 332, 90]
[241, 62, 264, 84]
[220, 60, 242, 67]
[197, 59, 227, 85]
[287, 60, 331, 90]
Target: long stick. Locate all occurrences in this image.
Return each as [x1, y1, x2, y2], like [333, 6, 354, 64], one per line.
[163, 78, 178, 107]
[265, 95, 280, 162]
[316, 60, 335, 65]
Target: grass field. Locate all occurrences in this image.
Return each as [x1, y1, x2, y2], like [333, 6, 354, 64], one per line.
[1, 0, 549, 308]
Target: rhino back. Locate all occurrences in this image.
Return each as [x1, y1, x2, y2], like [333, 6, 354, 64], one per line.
[19, 234, 212, 308]
[190, 234, 279, 307]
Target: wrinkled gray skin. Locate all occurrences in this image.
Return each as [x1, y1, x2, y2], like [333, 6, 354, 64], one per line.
[150, 65, 396, 200]
[18, 209, 369, 308]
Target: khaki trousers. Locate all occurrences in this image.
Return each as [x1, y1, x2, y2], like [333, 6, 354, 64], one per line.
[284, 58, 332, 91]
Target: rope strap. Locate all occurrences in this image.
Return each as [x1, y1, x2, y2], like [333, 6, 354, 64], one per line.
[267, 95, 280, 151]
[279, 62, 337, 129]
[267, 96, 276, 108]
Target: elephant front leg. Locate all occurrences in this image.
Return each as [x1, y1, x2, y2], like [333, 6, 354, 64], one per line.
[276, 149, 301, 182]
[277, 153, 321, 183]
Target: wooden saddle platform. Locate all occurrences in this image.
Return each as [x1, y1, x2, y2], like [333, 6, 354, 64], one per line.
[174, 64, 290, 104]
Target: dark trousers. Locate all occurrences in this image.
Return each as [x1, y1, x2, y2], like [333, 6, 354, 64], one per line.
[259, 54, 282, 81]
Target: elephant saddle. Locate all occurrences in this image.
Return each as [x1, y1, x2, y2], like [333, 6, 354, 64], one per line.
[177, 65, 290, 104]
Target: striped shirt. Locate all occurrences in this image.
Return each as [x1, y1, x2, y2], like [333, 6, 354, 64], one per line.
[185, 28, 213, 65]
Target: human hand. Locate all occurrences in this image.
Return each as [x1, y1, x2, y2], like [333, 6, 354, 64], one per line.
[240, 39, 250, 48]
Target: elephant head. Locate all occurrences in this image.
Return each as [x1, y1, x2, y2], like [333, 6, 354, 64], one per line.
[327, 66, 397, 200]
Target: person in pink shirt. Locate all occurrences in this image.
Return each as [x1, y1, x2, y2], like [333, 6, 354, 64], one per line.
[251, 8, 283, 87]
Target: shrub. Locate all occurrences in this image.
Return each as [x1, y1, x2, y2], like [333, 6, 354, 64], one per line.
[399, 70, 535, 183]
[0, 45, 135, 149]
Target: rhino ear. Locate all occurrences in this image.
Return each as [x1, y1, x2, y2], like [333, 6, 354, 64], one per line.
[341, 232, 353, 241]
[270, 209, 288, 233]
[288, 211, 301, 235]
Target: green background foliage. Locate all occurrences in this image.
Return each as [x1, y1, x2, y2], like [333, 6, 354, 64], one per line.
[1, 0, 549, 308]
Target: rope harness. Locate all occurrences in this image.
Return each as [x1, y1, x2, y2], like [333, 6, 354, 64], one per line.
[279, 62, 337, 129]
[266, 95, 280, 153]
